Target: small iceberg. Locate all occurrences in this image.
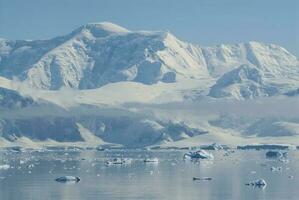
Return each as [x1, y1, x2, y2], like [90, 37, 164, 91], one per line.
[288, 175, 294, 179]
[183, 149, 214, 160]
[144, 158, 159, 163]
[270, 166, 282, 172]
[245, 179, 267, 188]
[266, 151, 287, 159]
[105, 158, 132, 165]
[96, 147, 105, 151]
[193, 177, 212, 181]
[0, 164, 10, 170]
[55, 176, 80, 183]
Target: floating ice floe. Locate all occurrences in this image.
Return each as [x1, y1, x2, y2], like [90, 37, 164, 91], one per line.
[245, 179, 267, 188]
[144, 158, 159, 163]
[270, 166, 282, 172]
[193, 177, 212, 181]
[266, 151, 287, 159]
[20, 160, 27, 165]
[67, 146, 84, 152]
[55, 176, 80, 183]
[183, 150, 214, 160]
[27, 164, 35, 169]
[0, 164, 10, 170]
[105, 158, 132, 165]
[96, 147, 105, 151]
[279, 158, 289, 163]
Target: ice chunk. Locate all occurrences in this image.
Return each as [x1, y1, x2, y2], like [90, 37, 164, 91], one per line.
[27, 164, 35, 169]
[270, 166, 282, 172]
[144, 158, 159, 163]
[0, 164, 10, 170]
[20, 160, 27, 165]
[96, 147, 105, 151]
[183, 149, 214, 160]
[55, 176, 80, 182]
[266, 151, 287, 159]
[246, 179, 267, 188]
[105, 158, 132, 165]
[193, 177, 212, 181]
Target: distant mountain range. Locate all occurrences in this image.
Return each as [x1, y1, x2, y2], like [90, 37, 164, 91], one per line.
[0, 22, 298, 148]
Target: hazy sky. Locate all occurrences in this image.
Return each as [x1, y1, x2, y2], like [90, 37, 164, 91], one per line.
[0, 0, 298, 56]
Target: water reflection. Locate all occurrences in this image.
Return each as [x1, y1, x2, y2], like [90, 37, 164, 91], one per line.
[0, 150, 298, 200]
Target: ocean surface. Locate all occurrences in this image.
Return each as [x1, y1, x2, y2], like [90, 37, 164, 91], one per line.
[0, 149, 298, 200]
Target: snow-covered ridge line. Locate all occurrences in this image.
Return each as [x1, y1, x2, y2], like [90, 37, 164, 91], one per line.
[0, 22, 297, 93]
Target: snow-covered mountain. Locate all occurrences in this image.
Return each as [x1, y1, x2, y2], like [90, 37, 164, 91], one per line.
[1, 22, 297, 93]
[207, 42, 299, 99]
[0, 22, 210, 90]
[0, 22, 299, 148]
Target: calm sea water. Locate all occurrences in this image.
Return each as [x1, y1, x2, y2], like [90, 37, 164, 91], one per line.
[0, 149, 298, 200]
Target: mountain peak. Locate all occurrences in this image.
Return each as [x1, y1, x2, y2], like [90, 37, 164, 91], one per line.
[74, 22, 130, 38]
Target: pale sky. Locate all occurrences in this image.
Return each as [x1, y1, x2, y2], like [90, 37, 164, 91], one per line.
[0, 0, 298, 56]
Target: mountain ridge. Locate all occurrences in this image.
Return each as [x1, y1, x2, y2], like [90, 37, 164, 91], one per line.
[0, 22, 297, 94]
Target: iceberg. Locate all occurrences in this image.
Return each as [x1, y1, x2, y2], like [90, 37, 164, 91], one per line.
[245, 179, 267, 188]
[183, 149, 214, 160]
[55, 176, 80, 183]
[143, 158, 159, 163]
[0, 164, 10, 170]
[193, 177, 212, 181]
[105, 158, 132, 165]
[96, 147, 105, 151]
[270, 166, 282, 172]
[266, 151, 287, 159]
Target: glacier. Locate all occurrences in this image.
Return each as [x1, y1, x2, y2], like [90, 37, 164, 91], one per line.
[0, 22, 298, 148]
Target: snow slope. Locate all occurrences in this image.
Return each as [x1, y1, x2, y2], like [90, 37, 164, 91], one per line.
[203, 42, 298, 78]
[208, 64, 283, 99]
